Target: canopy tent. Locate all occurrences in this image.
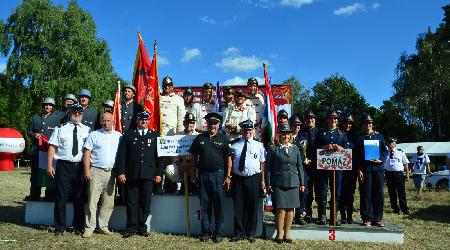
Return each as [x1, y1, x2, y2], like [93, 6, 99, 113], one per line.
[396, 142, 450, 156]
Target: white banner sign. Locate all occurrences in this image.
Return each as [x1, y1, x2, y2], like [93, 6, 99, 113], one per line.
[317, 149, 353, 170]
[157, 135, 197, 157]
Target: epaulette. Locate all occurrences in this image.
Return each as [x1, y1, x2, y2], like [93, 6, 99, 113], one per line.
[397, 148, 403, 152]
[230, 138, 240, 145]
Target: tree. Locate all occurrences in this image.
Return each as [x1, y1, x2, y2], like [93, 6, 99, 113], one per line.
[281, 76, 310, 116]
[0, 0, 122, 140]
[309, 74, 371, 128]
[392, 4, 450, 141]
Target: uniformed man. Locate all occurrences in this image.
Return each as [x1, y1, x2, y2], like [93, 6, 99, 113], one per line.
[54, 93, 77, 123]
[230, 120, 265, 243]
[160, 76, 185, 136]
[277, 110, 289, 125]
[121, 84, 142, 133]
[221, 86, 234, 115]
[102, 99, 114, 114]
[246, 77, 265, 140]
[78, 89, 100, 130]
[289, 115, 302, 140]
[116, 111, 163, 238]
[356, 114, 388, 227]
[25, 97, 61, 201]
[224, 90, 256, 140]
[316, 109, 347, 225]
[294, 109, 319, 224]
[384, 137, 410, 215]
[47, 103, 91, 236]
[192, 82, 217, 133]
[189, 112, 232, 243]
[183, 88, 195, 114]
[339, 114, 358, 224]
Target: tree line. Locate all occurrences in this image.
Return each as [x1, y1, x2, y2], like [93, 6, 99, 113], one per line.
[1, 1, 449, 152]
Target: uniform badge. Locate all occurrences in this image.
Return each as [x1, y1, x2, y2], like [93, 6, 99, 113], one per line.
[200, 142, 205, 144]
[254, 153, 257, 159]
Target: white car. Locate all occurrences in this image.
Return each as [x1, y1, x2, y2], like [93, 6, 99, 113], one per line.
[425, 170, 449, 191]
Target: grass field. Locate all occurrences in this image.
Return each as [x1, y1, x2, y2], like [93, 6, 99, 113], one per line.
[0, 168, 449, 249]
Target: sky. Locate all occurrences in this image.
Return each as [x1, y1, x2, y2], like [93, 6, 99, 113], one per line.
[0, 0, 448, 107]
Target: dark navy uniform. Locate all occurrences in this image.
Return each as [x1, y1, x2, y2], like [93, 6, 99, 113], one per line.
[296, 127, 319, 220]
[189, 132, 231, 238]
[339, 130, 358, 223]
[116, 129, 163, 234]
[355, 131, 387, 224]
[316, 128, 347, 224]
[27, 113, 61, 199]
[121, 102, 142, 132]
[81, 107, 100, 130]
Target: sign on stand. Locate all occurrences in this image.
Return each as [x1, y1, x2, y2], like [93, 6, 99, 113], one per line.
[157, 135, 197, 157]
[317, 149, 352, 170]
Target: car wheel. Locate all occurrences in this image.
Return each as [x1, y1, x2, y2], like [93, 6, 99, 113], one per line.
[436, 180, 449, 191]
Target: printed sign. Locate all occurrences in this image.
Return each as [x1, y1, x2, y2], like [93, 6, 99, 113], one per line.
[157, 135, 197, 157]
[317, 149, 352, 170]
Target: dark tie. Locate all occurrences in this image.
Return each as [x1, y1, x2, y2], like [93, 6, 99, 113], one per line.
[72, 125, 78, 157]
[389, 150, 394, 159]
[141, 130, 145, 136]
[239, 140, 248, 172]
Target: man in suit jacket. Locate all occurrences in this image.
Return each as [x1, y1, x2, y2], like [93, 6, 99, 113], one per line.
[116, 111, 163, 238]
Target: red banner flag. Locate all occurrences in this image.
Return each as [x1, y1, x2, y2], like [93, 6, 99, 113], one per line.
[113, 82, 122, 133]
[132, 32, 152, 103]
[143, 41, 161, 133]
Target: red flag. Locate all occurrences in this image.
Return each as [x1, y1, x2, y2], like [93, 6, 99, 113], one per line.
[132, 33, 152, 103]
[263, 63, 277, 143]
[113, 82, 122, 133]
[143, 41, 161, 133]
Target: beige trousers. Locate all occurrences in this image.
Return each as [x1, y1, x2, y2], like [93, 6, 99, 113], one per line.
[84, 167, 116, 232]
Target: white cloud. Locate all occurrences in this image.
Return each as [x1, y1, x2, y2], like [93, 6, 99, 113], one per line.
[224, 16, 239, 25]
[200, 16, 216, 24]
[223, 76, 265, 86]
[158, 56, 169, 66]
[372, 2, 380, 9]
[279, 0, 314, 8]
[0, 63, 6, 73]
[180, 48, 201, 63]
[241, 0, 276, 9]
[333, 3, 365, 16]
[216, 47, 269, 73]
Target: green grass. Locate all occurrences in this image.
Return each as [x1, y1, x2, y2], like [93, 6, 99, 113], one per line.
[0, 168, 449, 249]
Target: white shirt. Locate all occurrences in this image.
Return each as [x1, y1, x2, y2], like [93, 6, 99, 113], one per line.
[83, 128, 122, 169]
[160, 93, 185, 136]
[384, 148, 409, 172]
[411, 153, 430, 175]
[192, 102, 216, 132]
[231, 138, 266, 177]
[48, 122, 91, 162]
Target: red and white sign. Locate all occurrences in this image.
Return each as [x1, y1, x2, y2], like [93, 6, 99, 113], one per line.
[317, 149, 352, 170]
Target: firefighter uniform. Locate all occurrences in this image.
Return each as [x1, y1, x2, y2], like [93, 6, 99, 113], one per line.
[160, 93, 185, 136]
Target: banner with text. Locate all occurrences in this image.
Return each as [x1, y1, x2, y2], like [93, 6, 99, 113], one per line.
[157, 135, 197, 157]
[317, 149, 353, 170]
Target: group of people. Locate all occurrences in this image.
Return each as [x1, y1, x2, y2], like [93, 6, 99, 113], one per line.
[24, 75, 429, 243]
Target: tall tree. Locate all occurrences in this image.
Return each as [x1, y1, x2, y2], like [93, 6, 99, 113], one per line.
[0, 0, 122, 139]
[392, 4, 450, 141]
[281, 76, 310, 116]
[309, 74, 370, 128]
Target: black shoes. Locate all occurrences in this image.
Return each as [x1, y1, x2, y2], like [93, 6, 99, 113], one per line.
[122, 232, 135, 238]
[199, 233, 210, 242]
[248, 236, 256, 243]
[317, 215, 327, 225]
[274, 238, 283, 244]
[24, 195, 41, 201]
[139, 232, 150, 237]
[231, 236, 244, 242]
[212, 235, 223, 243]
[54, 231, 64, 236]
[402, 210, 411, 215]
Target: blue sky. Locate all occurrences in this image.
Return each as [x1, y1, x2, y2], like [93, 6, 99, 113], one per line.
[0, 0, 448, 107]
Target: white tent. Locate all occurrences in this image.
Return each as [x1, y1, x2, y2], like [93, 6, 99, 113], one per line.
[396, 142, 450, 156]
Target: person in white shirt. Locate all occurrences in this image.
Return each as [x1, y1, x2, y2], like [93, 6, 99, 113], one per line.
[411, 146, 431, 199]
[81, 112, 122, 238]
[230, 120, 265, 243]
[224, 90, 256, 140]
[160, 76, 185, 135]
[192, 82, 216, 133]
[47, 103, 91, 236]
[384, 138, 410, 215]
[246, 77, 265, 140]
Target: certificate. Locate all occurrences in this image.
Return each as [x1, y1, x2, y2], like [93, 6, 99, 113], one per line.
[364, 140, 380, 160]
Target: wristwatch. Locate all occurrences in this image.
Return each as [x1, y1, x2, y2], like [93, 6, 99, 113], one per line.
[226, 175, 232, 179]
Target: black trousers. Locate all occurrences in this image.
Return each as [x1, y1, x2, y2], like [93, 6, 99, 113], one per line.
[233, 174, 260, 237]
[198, 170, 225, 236]
[340, 170, 357, 212]
[297, 168, 313, 216]
[29, 152, 41, 198]
[125, 179, 153, 234]
[54, 160, 85, 232]
[385, 171, 409, 212]
[360, 170, 384, 222]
